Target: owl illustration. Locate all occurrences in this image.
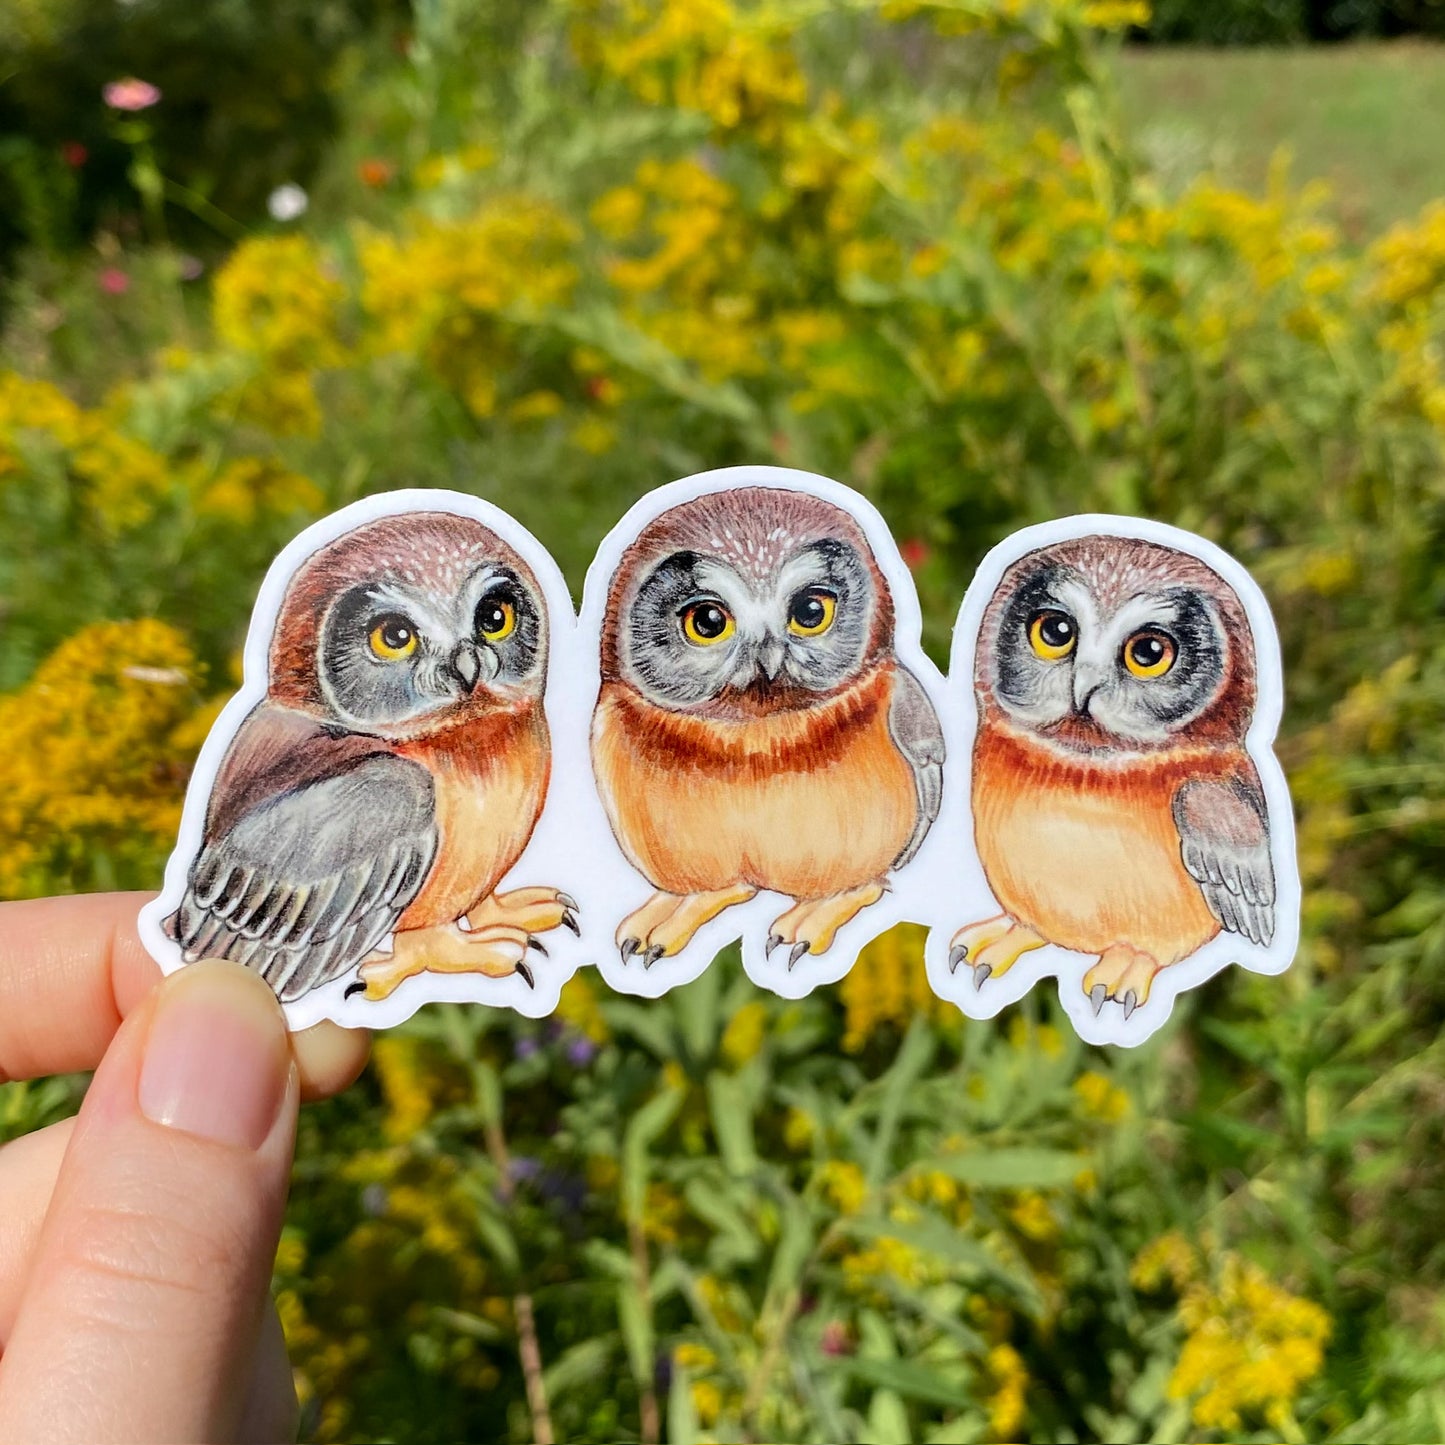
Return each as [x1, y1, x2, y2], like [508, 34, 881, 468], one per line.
[168, 511, 576, 1004]
[951, 534, 1275, 1018]
[591, 486, 944, 968]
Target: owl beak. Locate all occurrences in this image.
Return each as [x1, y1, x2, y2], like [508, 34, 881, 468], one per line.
[1072, 660, 1107, 717]
[448, 641, 485, 694]
[756, 637, 786, 683]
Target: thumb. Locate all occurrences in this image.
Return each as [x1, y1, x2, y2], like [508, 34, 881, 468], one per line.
[0, 961, 299, 1444]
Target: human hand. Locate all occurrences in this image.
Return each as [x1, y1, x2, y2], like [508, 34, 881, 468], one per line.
[0, 892, 370, 1443]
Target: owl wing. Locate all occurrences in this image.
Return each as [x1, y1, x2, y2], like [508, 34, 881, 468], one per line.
[1172, 769, 1276, 947]
[887, 664, 946, 869]
[172, 704, 438, 1003]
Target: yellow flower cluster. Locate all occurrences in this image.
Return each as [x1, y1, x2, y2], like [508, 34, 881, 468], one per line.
[557, 968, 611, 1044]
[0, 620, 204, 897]
[360, 197, 578, 418]
[840, 1233, 932, 1296]
[573, 0, 807, 140]
[818, 1159, 868, 1216]
[720, 999, 767, 1066]
[1132, 1233, 1331, 1432]
[211, 236, 347, 436]
[984, 1341, 1029, 1440]
[0, 371, 172, 531]
[839, 924, 950, 1051]
[1072, 1069, 1131, 1122]
[196, 455, 323, 526]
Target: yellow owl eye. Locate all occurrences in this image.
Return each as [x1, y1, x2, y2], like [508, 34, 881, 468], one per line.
[1028, 610, 1076, 661]
[1123, 629, 1176, 678]
[787, 589, 837, 637]
[369, 614, 418, 661]
[681, 600, 735, 646]
[475, 595, 517, 641]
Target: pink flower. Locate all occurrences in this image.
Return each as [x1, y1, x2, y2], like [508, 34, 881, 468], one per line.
[819, 1321, 854, 1357]
[103, 78, 161, 111]
[98, 268, 130, 295]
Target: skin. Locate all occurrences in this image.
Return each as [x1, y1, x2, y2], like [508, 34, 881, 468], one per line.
[0, 891, 369, 1443]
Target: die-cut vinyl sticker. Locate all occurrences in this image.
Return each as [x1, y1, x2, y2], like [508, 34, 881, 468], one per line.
[139, 490, 595, 1032]
[923, 515, 1300, 1048]
[139, 472, 1299, 1045]
[581, 466, 954, 1004]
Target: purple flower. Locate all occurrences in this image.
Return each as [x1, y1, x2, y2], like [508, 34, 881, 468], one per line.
[509, 1156, 542, 1183]
[514, 1035, 539, 1060]
[565, 1034, 597, 1067]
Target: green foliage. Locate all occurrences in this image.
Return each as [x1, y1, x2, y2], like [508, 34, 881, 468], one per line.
[3, 0, 1445, 1440]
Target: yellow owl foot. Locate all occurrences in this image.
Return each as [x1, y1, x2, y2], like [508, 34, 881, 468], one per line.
[1083, 946, 1161, 1021]
[468, 886, 580, 939]
[765, 881, 887, 969]
[617, 885, 758, 966]
[948, 915, 1046, 990]
[347, 922, 534, 1002]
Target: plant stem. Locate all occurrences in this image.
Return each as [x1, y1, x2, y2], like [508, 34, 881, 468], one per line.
[482, 1110, 555, 1445]
[627, 1213, 661, 1445]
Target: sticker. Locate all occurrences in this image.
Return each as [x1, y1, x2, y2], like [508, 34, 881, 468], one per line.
[581, 467, 952, 1003]
[139, 491, 593, 1032]
[924, 516, 1300, 1047]
[139, 472, 1298, 1044]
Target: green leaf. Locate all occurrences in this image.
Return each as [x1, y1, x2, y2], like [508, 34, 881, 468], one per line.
[852, 1356, 971, 1410]
[865, 1019, 937, 1187]
[930, 1148, 1086, 1190]
[706, 1070, 758, 1176]
[616, 1278, 653, 1389]
[543, 1336, 616, 1400]
[623, 1086, 685, 1222]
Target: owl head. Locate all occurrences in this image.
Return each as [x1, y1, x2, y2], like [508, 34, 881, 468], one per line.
[268, 512, 547, 737]
[601, 487, 895, 719]
[975, 535, 1255, 752]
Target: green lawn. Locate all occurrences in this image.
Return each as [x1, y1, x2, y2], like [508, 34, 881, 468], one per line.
[1113, 41, 1445, 238]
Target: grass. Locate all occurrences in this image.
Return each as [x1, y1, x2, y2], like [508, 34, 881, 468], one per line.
[1113, 40, 1445, 238]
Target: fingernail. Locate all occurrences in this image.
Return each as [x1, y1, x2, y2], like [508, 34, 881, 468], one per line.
[138, 961, 290, 1149]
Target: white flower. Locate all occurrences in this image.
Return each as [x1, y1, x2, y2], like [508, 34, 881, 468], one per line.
[266, 183, 309, 223]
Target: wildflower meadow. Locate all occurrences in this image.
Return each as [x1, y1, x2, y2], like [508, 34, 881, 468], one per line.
[3, 2, 1444, 1441]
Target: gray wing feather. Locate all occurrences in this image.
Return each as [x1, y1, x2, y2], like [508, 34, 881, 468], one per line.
[176, 755, 437, 1002]
[887, 665, 946, 869]
[1173, 774, 1276, 948]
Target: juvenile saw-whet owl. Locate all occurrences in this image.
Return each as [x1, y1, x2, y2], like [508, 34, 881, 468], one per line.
[591, 486, 944, 967]
[950, 533, 1275, 1018]
[168, 511, 576, 1003]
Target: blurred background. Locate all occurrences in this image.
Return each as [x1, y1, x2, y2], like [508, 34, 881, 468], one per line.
[2, 1, 1443, 1440]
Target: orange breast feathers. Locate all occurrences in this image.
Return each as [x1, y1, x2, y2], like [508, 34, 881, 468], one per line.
[972, 718, 1225, 965]
[591, 664, 918, 900]
[394, 702, 550, 931]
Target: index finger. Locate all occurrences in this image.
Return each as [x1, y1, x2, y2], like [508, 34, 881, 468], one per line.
[0, 893, 160, 1084]
[0, 893, 371, 1099]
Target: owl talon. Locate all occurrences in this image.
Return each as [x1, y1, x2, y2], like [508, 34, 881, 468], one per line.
[1083, 946, 1161, 1017]
[766, 933, 784, 959]
[527, 936, 548, 957]
[766, 882, 886, 962]
[516, 961, 535, 989]
[558, 892, 579, 913]
[642, 944, 665, 969]
[619, 937, 640, 964]
[561, 910, 580, 936]
[947, 915, 1045, 986]
[344, 979, 366, 999]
